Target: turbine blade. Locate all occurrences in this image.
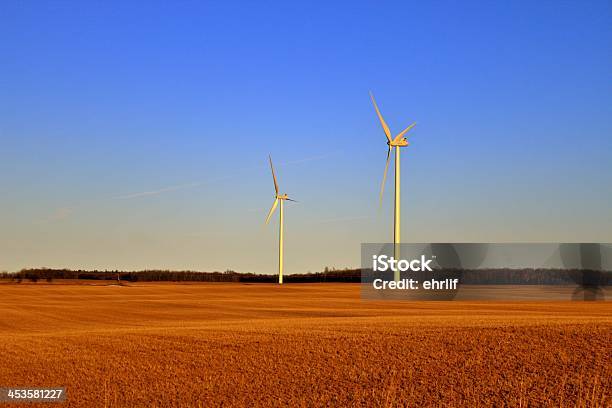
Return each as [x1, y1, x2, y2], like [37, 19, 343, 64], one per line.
[269, 155, 279, 194]
[369, 91, 392, 142]
[379, 146, 391, 207]
[285, 198, 298, 202]
[265, 198, 279, 225]
[393, 122, 416, 143]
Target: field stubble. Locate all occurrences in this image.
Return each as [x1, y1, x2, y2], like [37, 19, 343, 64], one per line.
[0, 283, 610, 407]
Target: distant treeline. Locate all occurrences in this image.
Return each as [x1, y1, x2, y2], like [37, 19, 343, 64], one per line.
[0, 268, 361, 283]
[0, 268, 609, 285]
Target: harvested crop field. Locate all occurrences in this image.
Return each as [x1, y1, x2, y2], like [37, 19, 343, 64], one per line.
[0, 283, 610, 407]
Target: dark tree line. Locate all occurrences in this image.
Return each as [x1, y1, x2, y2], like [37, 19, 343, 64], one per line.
[0, 267, 609, 285]
[0, 267, 362, 283]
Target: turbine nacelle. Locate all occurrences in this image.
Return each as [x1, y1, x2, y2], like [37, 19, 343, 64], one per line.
[388, 138, 409, 147]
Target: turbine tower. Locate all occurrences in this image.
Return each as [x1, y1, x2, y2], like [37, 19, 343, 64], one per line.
[370, 91, 416, 281]
[265, 155, 296, 284]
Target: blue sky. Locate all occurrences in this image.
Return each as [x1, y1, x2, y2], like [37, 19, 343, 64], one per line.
[1, 1, 611, 273]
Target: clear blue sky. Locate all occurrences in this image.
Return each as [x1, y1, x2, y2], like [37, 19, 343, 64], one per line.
[1, 1, 610, 273]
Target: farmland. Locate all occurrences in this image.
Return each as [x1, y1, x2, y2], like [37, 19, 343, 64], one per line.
[0, 282, 610, 407]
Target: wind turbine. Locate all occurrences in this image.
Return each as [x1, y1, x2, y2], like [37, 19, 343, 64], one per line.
[370, 91, 417, 282]
[265, 155, 296, 284]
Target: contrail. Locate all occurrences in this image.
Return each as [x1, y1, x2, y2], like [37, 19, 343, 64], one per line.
[111, 153, 334, 201]
[315, 215, 371, 224]
[43, 152, 333, 221]
[112, 182, 201, 200]
[278, 153, 336, 166]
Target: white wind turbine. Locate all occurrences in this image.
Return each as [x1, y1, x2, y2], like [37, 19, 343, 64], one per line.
[370, 91, 417, 281]
[265, 155, 297, 284]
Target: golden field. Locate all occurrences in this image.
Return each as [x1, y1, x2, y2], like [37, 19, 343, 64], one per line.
[0, 282, 610, 407]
